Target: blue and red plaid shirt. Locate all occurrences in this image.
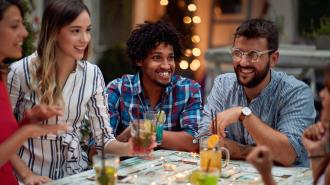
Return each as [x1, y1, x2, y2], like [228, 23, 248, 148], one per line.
[106, 72, 202, 137]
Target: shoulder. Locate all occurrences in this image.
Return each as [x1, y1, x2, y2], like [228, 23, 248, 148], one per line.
[273, 71, 312, 96]
[106, 74, 134, 92]
[213, 73, 238, 89]
[172, 75, 201, 92]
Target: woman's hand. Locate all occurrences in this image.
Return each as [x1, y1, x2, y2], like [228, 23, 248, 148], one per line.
[246, 145, 273, 175]
[23, 173, 51, 185]
[20, 105, 64, 125]
[302, 122, 330, 157]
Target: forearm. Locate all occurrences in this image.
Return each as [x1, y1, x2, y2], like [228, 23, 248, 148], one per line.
[223, 138, 254, 159]
[310, 158, 329, 181]
[0, 127, 29, 167]
[161, 131, 198, 152]
[243, 114, 296, 166]
[10, 154, 33, 181]
[105, 140, 131, 156]
[261, 173, 276, 185]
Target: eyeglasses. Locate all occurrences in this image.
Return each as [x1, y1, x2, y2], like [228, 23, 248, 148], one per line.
[230, 48, 274, 63]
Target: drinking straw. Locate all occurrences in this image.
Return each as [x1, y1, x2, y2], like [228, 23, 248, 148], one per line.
[206, 159, 211, 173]
[214, 110, 218, 135]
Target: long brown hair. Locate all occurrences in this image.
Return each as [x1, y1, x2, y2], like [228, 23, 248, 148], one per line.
[31, 0, 91, 105]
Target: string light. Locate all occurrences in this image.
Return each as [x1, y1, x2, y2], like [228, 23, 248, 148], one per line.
[190, 59, 201, 71]
[192, 48, 201, 56]
[160, 0, 169, 6]
[183, 16, 192, 24]
[187, 3, 197, 12]
[191, 35, 200, 43]
[179, 60, 189, 70]
[185, 49, 192, 57]
[192, 16, 201, 24]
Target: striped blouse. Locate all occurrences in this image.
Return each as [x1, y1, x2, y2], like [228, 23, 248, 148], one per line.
[7, 53, 115, 180]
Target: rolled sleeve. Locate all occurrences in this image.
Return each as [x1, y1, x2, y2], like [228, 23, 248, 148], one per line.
[106, 78, 122, 136]
[277, 85, 316, 167]
[87, 67, 115, 150]
[180, 83, 202, 137]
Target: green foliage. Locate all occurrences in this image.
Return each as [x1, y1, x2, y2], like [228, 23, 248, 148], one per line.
[21, 0, 36, 56]
[97, 44, 136, 84]
[305, 16, 330, 38]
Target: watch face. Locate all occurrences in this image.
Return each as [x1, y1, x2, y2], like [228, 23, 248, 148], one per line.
[242, 107, 252, 116]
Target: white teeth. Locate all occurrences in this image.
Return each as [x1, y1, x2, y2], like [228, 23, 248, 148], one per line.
[159, 72, 170, 77]
[18, 42, 23, 46]
[240, 68, 253, 73]
[74, 47, 85, 51]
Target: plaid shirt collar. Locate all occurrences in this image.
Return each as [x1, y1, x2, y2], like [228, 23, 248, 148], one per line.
[131, 71, 174, 96]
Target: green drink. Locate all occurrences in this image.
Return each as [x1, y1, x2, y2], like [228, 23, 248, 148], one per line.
[189, 169, 219, 185]
[93, 154, 119, 185]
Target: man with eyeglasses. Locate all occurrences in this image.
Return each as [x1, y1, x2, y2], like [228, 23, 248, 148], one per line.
[199, 19, 315, 167]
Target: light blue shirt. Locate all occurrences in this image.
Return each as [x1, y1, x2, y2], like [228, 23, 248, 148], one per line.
[200, 70, 316, 167]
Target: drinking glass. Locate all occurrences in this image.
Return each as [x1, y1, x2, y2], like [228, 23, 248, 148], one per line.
[199, 135, 230, 175]
[189, 168, 219, 185]
[130, 118, 156, 155]
[93, 154, 120, 185]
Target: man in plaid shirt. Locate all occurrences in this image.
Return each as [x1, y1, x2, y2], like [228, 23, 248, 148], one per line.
[106, 21, 202, 152]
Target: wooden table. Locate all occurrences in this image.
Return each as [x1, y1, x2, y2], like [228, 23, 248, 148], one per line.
[46, 150, 312, 185]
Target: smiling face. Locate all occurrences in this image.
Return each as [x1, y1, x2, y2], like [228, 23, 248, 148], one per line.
[137, 43, 175, 88]
[233, 36, 277, 88]
[56, 10, 91, 61]
[0, 5, 27, 62]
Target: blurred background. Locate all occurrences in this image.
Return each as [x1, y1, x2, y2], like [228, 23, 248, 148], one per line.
[22, 0, 330, 115]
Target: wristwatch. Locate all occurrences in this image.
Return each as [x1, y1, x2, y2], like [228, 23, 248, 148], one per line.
[239, 107, 252, 122]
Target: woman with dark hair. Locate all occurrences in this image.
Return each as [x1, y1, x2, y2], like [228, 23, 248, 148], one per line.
[247, 66, 330, 185]
[8, 0, 149, 181]
[0, 0, 67, 184]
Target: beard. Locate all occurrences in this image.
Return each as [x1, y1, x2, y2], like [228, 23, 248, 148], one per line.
[235, 61, 270, 88]
[152, 78, 171, 88]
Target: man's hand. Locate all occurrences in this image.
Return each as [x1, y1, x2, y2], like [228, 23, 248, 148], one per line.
[215, 107, 242, 137]
[222, 138, 253, 160]
[302, 122, 330, 157]
[21, 105, 64, 125]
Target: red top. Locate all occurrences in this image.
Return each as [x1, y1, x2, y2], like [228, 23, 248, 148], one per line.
[0, 78, 19, 185]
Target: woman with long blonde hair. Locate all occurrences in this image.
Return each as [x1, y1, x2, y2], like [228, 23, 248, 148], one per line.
[8, 0, 148, 180]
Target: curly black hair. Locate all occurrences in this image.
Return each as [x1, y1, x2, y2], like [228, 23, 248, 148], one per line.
[233, 18, 279, 52]
[126, 20, 183, 70]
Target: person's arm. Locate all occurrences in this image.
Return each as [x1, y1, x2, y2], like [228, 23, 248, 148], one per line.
[216, 107, 296, 165]
[217, 85, 315, 166]
[222, 138, 254, 159]
[302, 122, 330, 182]
[0, 123, 67, 167]
[11, 154, 51, 185]
[160, 82, 201, 152]
[246, 146, 276, 185]
[161, 131, 198, 152]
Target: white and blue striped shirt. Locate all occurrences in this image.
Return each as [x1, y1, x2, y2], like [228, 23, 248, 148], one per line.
[199, 70, 316, 167]
[7, 54, 115, 179]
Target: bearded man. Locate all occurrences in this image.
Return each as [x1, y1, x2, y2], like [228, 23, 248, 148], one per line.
[106, 21, 201, 152]
[199, 19, 315, 167]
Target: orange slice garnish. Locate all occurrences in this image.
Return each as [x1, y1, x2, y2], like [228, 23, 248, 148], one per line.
[207, 134, 219, 148]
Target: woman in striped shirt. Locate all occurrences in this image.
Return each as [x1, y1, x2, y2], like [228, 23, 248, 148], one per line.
[7, 0, 144, 180]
